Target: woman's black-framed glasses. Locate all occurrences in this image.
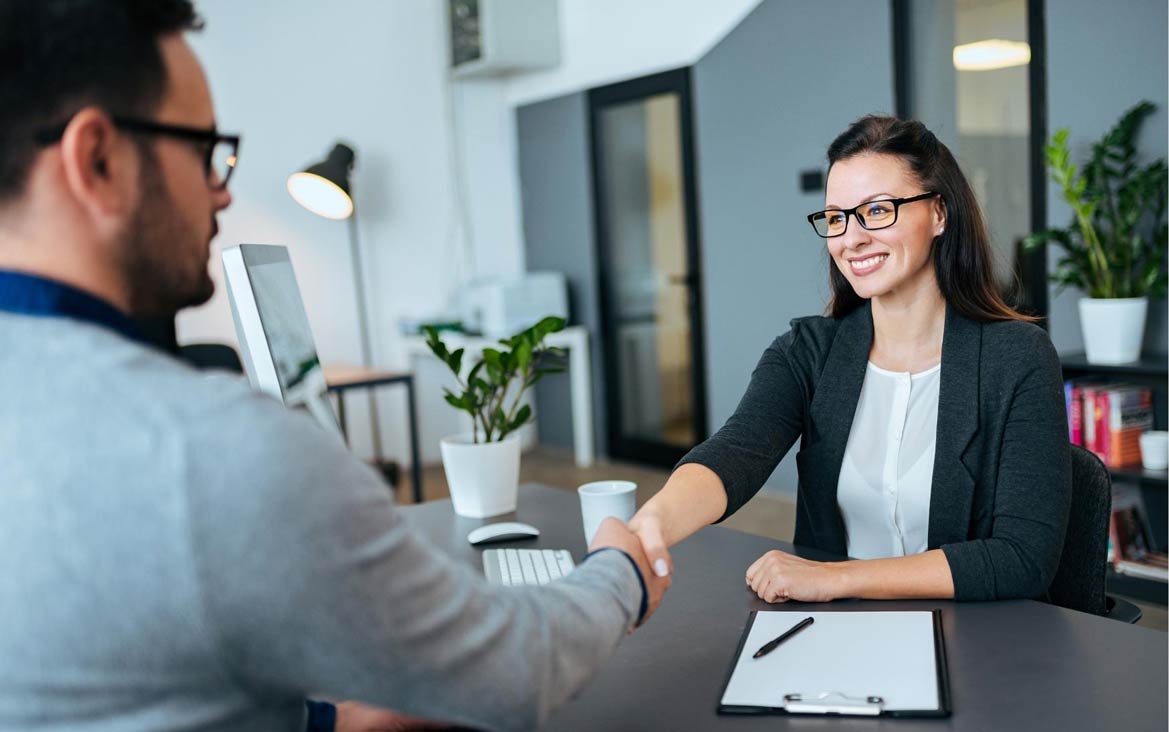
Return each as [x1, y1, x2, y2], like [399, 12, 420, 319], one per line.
[36, 116, 241, 190]
[806, 191, 939, 238]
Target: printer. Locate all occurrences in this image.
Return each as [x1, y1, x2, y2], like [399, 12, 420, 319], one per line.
[459, 272, 569, 337]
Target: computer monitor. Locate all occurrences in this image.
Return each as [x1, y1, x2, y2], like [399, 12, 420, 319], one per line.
[222, 243, 342, 438]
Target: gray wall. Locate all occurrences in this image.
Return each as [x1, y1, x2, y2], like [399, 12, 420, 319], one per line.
[516, 93, 609, 455]
[1045, 0, 1168, 354]
[691, 0, 895, 495]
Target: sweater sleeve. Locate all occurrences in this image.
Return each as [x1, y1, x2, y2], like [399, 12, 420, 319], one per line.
[677, 328, 809, 520]
[183, 399, 643, 732]
[939, 332, 1072, 601]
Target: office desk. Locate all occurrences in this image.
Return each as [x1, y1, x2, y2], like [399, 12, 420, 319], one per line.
[401, 484, 1167, 731]
[323, 364, 422, 504]
[399, 326, 594, 467]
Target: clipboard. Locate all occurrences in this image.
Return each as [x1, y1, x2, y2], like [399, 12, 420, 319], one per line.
[717, 610, 951, 718]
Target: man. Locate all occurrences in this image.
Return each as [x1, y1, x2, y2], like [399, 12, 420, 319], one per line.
[0, 2, 670, 730]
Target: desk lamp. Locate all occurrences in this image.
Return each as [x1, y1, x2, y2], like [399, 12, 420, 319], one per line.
[287, 142, 385, 465]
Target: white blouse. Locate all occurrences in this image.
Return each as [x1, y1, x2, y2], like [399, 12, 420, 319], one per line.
[836, 361, 941, 560]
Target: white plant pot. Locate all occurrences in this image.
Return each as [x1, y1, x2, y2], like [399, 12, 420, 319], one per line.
[1079, 297, 1147, 365]
[440, 433, 521, 518]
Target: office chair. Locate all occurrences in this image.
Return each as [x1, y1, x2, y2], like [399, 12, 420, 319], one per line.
[1048, 444, 1142, 623]
[179, 343, 244, 374]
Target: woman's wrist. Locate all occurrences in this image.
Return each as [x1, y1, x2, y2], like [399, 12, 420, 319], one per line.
[628, 507, 663, 537]
[826, 560, 859, 600]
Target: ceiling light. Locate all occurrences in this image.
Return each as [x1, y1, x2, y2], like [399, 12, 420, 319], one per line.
[953, 39, 1031, 71]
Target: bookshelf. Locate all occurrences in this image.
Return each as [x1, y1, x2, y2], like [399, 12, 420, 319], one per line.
[1060, 352, 1168, 605]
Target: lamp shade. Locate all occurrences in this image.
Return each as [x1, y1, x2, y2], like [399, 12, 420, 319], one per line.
[288, 142, 356, 219]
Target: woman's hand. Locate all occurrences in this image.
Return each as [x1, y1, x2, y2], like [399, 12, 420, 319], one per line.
[627, 512, 673, 579]
[745, 550, 843, 603]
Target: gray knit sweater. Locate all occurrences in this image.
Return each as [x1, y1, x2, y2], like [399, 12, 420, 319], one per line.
[0, 312, 641, 731]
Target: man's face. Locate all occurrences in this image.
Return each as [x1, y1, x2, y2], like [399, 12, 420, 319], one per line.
[122, 35, 231, 317]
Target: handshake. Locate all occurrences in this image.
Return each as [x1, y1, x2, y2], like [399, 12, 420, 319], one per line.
[587, 514, 673, 626]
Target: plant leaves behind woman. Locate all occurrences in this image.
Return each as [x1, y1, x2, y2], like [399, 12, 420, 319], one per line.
[1024, 100, 1167, 299]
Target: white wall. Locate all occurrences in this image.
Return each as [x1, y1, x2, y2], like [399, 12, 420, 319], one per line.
[180, 0, 460, 464]
[503, 0, 762, 107]
[452, 0, 763, 279]
[179, 0, 766, 468]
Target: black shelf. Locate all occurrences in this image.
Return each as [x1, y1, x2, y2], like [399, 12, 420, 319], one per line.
[1109, 464, 1168, 489]
[1059, 352, 1168, 379]
[1061, 351, 1169, 571]
[1108, 568, 1168, 606]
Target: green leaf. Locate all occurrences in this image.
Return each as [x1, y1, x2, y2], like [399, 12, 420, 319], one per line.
[450, 348, 464, 376]
[515, 338, 532, 373]
[485, 362, 503, 385]
[444, 393, 470, 412]
[466, 361, 485, 385]
[424, 326, 450, 363]
[509, 404, 532, 433]
[533, 315, 566, 341]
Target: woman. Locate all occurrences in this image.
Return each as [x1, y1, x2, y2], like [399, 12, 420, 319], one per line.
[630, 115, 1071, 604]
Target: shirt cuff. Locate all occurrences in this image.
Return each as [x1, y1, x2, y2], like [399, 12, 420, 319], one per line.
[305, 699, 337, 732]
[583, 547, 648, 625]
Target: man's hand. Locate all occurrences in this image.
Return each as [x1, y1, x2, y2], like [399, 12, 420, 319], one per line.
[589, 517, 671, 625]
[745, 549, 842, 603]
[334, 701, 450, 732]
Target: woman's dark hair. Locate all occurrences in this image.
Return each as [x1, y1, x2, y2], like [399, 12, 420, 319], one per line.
[823, 115, 1031, 322]
[0, 0, 202, 201]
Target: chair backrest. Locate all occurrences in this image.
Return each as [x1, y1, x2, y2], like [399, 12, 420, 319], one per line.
[179, 343, 244, 374]
[1048, 444, 1110, 615]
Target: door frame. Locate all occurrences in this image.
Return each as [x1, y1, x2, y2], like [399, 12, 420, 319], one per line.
[587, 67, 708, 467]
[890, 0, 1049, 322]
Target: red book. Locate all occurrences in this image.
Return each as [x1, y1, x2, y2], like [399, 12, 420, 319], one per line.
[1069, 384, 1083, 446]
[1081, 385, 1103, 460]
[1097, 390, 1112, 466]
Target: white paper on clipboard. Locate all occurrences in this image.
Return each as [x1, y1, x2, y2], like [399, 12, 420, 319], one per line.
[719, 611, 940, 713]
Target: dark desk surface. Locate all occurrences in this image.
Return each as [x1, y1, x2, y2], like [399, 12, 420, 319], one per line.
[401, 484, 1168, 731]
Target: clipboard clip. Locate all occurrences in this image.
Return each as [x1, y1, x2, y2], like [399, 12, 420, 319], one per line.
[783, 691, 885, 715]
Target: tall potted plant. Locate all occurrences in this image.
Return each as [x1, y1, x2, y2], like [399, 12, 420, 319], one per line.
[425, 317, 566, 518]
[1024, 100, 1168, 364]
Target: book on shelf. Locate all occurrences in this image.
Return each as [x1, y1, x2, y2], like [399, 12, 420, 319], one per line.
[1063, 380, 1154, 468]
[1109, 487, 1168, 583]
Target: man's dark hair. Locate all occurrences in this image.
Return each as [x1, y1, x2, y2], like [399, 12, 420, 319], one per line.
[0, 0, 202, 201]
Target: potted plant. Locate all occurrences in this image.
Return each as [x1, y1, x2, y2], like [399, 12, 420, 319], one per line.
[424, 317, 566, 518]
[1024, 100, 1168, 364]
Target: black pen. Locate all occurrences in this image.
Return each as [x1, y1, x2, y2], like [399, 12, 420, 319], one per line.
[752, 616, 814, 659]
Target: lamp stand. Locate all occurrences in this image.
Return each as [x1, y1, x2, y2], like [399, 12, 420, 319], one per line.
[346, 210, 385, 463]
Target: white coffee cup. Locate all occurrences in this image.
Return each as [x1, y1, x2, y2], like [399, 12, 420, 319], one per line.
[1139, 431, 1169, 471]
[578, 480, 637, 544]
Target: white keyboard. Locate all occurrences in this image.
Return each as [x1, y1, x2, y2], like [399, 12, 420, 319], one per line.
[483, 548, 575, 586]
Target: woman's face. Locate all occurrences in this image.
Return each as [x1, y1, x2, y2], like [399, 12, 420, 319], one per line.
[822, 153, 946, 303]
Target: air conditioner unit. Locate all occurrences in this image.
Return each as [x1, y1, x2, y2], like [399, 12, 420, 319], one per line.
[448, 0, 559, 78]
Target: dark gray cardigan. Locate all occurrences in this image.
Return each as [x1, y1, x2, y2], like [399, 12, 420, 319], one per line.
[680, 302, 1072, 602]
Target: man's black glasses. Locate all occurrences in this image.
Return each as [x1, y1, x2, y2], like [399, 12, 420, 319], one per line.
[36, 116, 240, 190]
[807, 191, 939, 238]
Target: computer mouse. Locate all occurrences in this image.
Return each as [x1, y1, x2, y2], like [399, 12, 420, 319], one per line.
[467, 522, 541, 546]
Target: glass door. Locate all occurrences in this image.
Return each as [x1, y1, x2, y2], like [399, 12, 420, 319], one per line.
[589, 68, 707, 467]
[894, 0, 1047, 316]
